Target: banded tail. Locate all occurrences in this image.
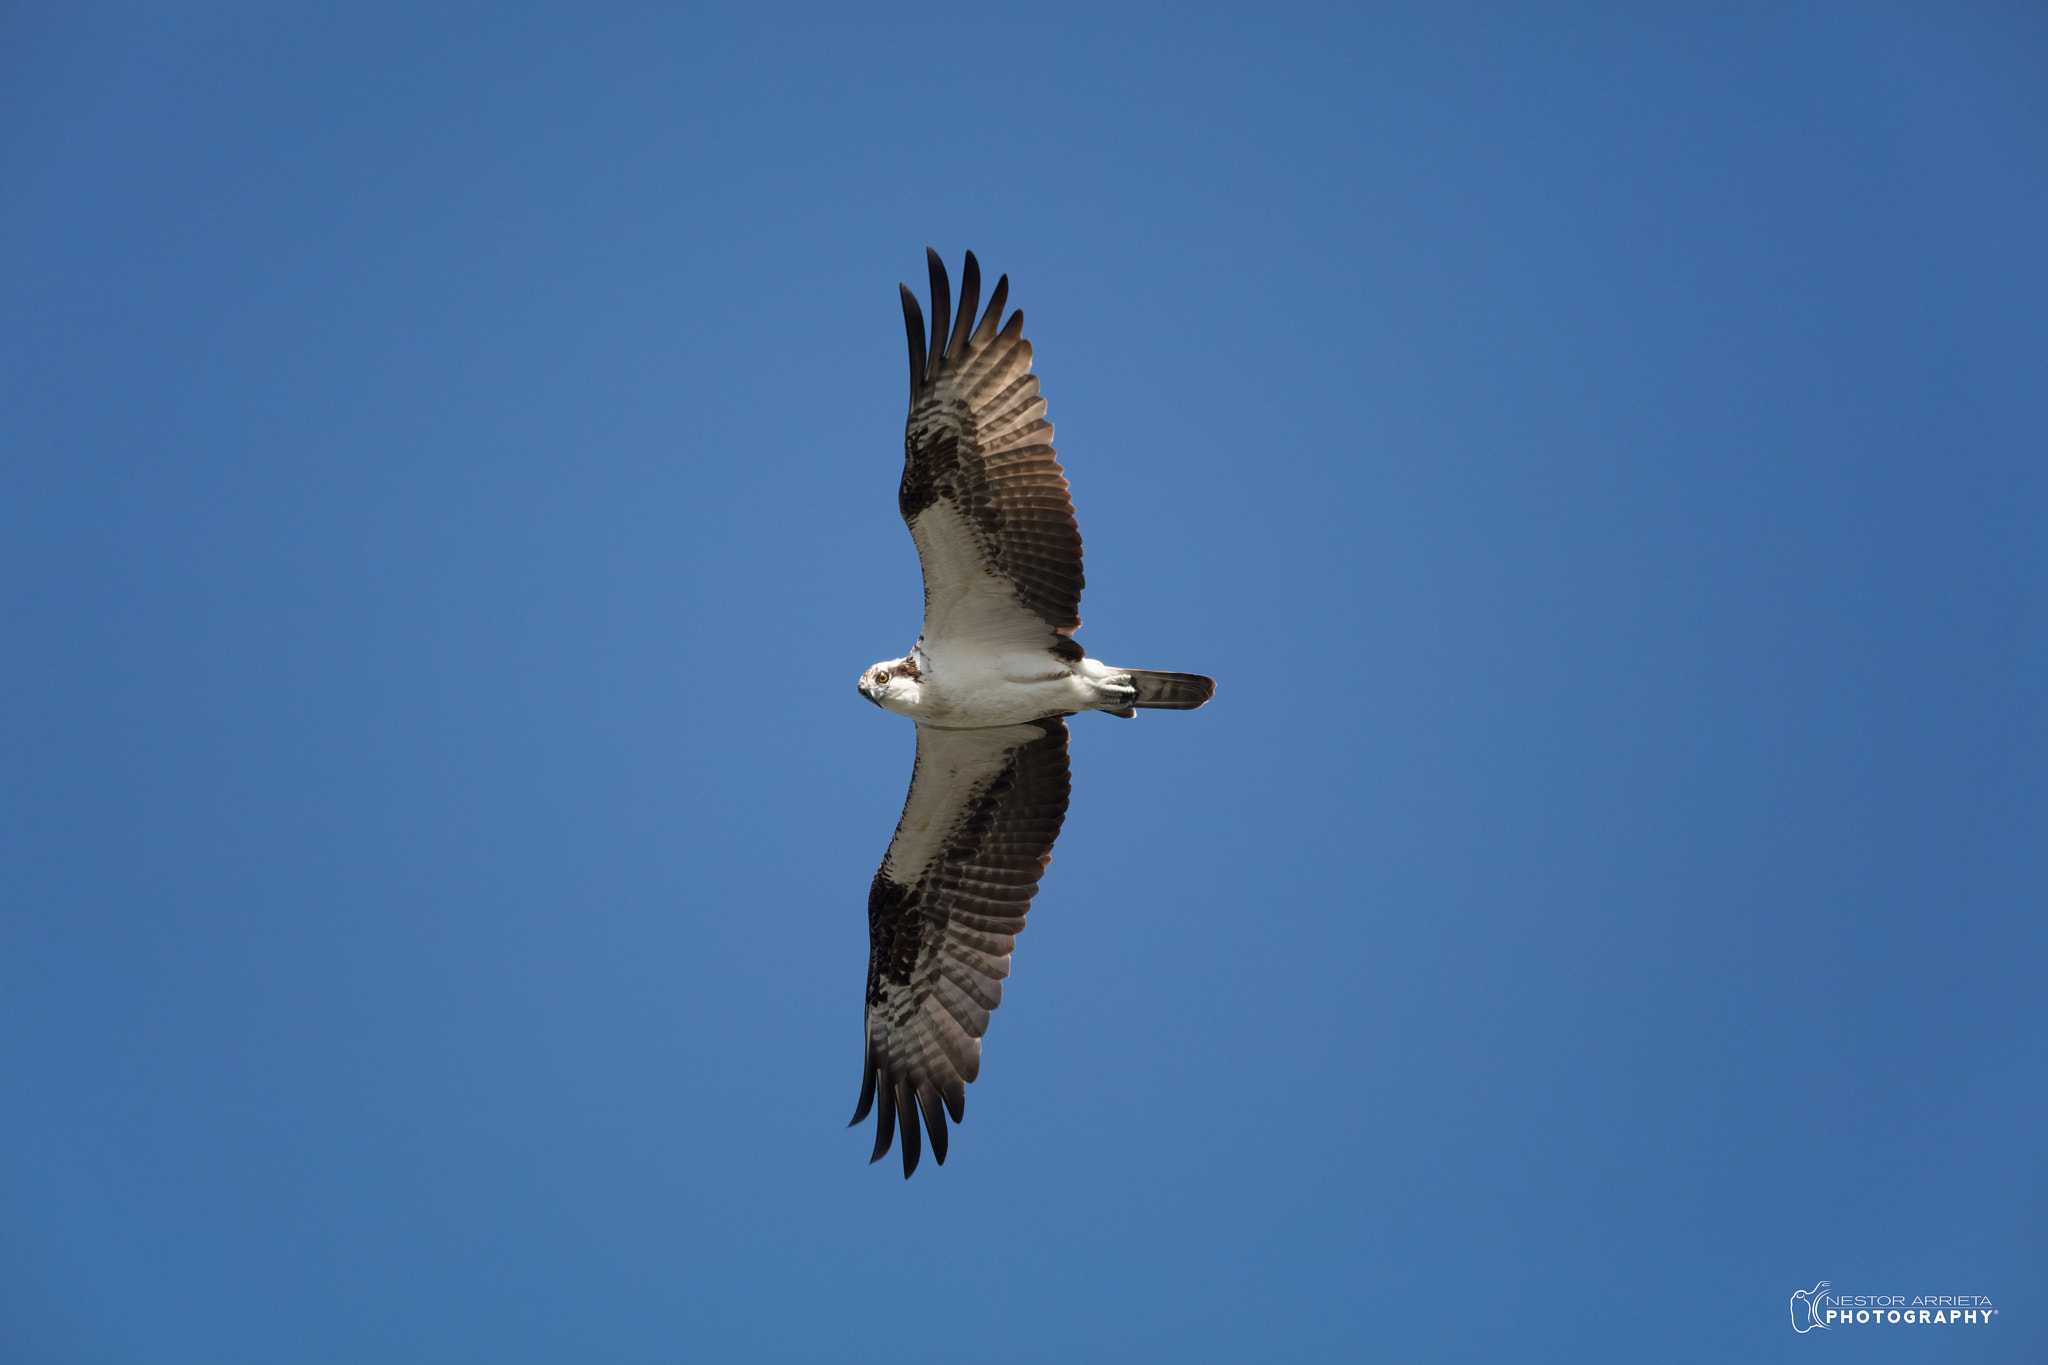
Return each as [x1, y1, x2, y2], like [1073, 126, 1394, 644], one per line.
[1126, 670, 1216, 710]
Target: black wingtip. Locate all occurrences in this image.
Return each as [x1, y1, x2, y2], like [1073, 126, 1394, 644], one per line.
[896, 1079, 921, 1178]
[947, 252, 980, 363]
[848, 1050, 878, 1127]
[899, 283, 927, 392]
[917, 1087, 949, 1166]
[973, 274, 1009, 346]
[869, 1077, 897, 1164]
[925, 249, 950, 381]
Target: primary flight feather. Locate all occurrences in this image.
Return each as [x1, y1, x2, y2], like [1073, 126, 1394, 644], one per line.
[852, 249, 1215, 1177]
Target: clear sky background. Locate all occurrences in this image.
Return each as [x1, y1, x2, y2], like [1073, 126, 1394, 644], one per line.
[3, 3, 2044, 1361]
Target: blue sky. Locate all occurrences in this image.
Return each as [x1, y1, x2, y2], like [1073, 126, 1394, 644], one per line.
[2, 3, 2043, 1361]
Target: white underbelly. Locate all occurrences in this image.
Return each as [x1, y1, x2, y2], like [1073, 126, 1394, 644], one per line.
[909, 643, 1090, 727]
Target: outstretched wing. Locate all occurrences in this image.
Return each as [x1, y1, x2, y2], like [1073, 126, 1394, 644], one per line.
[852, 717, 1071, 1177]
[900, 250, 1084, 654]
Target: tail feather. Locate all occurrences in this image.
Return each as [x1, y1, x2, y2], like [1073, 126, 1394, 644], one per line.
[1126, 670, 1215, 710]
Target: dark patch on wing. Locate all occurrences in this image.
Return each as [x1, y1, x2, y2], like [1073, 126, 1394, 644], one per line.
[899, 249, 1085, 633]
[896, 393, 964, 523]
[852, 717, 1072, 1176]
[865, 876, 919, 990]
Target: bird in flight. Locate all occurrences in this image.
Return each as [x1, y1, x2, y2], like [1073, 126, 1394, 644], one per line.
[851, 249, 1214, 1177]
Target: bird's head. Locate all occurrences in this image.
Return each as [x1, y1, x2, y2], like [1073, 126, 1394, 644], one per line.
[857, 658, 920, 714]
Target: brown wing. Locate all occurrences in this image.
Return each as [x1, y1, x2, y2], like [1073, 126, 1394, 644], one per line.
[898, 249, 1084, 642]
[850, 717, 1071, 1177]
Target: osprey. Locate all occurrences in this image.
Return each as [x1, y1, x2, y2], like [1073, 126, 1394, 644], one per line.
[852, 249, 1214, 1177]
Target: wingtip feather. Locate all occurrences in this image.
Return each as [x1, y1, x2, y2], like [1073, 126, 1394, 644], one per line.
[899, 284, 927, 393]
[917, 1085, 949, 1166]
[973, 274, 1009, 345]
[848, 1049, 878, 1126]
[896, 1079, 922, 1178]
[948, 252, 980, 362]
[869, 1077, 897, 1164]
[925, 250, 950, 378]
